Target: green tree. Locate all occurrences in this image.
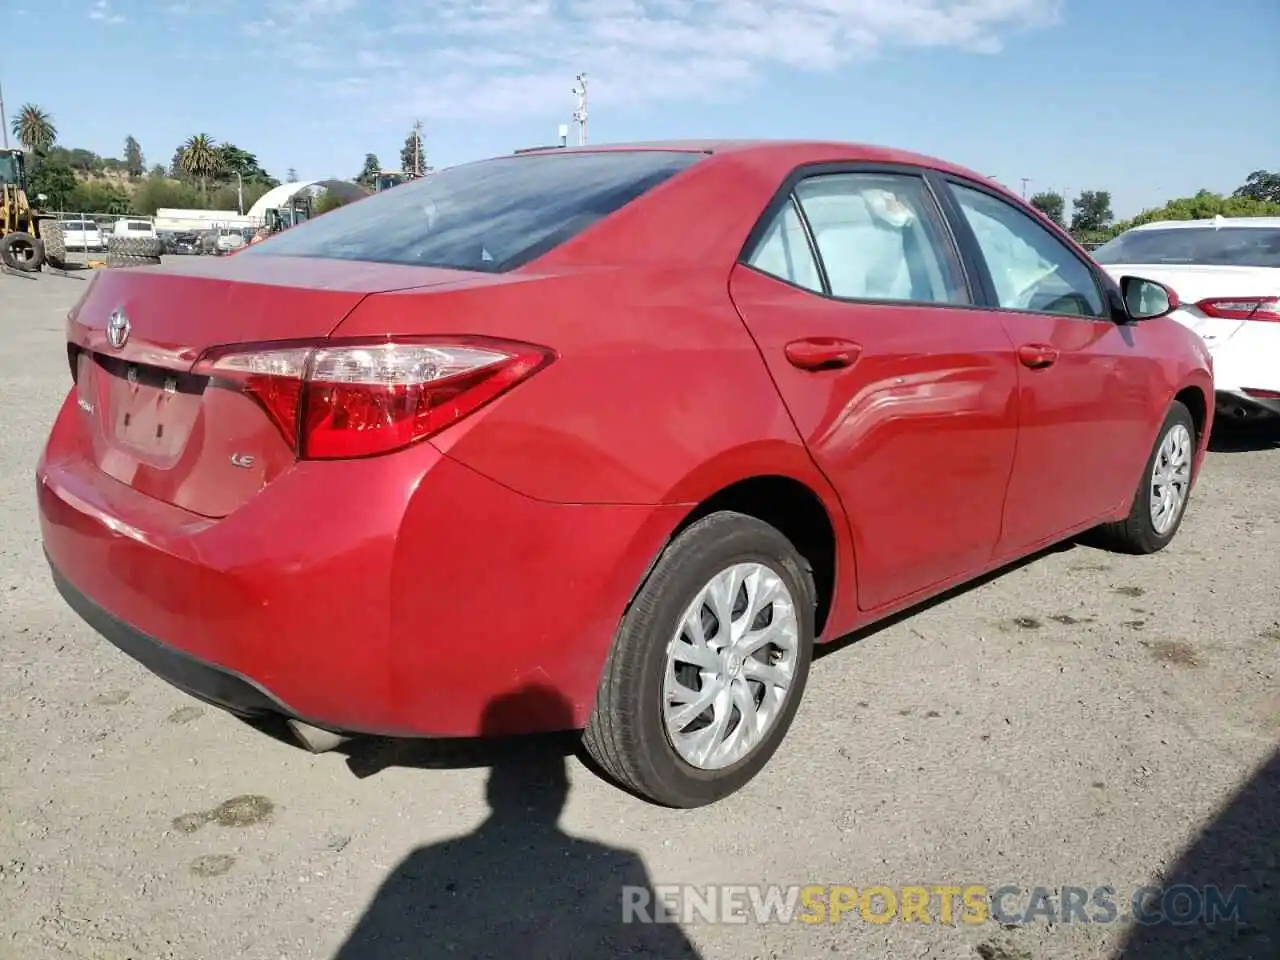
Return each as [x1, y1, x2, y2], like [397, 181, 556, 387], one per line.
[1070, 190, 1113, 235]
[148, 163, 166, 178]
[26, 158, 78, 209]
[62, 147, 100, 173]
[314, 189, 350, 214]
[11, 103, 56, 154]
[124, 136, 144, 179]
[130, 176, 203, 215]
[180, 134, 221, 197]
[210, 180, 274, 212]
[73, 181, 130, 215]
[1029, 191, 1065, 227]
[1110, 190, 1280, 237]
[400, 130, 425, 176]
[1232, 169, 1280, 204]
[356, 153, 381, 187]
[286, 168, 299, 183]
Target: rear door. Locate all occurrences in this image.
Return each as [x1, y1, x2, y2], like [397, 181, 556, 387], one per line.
[728, 165, 1021, 612]
[933, 175, 1155, 552]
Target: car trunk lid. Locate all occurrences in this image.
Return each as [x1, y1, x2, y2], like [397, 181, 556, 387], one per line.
[66, 256, 497, 518]
[1099, 263, 1280, 344]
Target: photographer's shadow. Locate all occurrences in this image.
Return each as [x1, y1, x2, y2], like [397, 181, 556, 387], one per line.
[333, 684, 702, 959]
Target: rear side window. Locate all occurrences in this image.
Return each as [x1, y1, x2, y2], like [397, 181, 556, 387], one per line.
[127, 221, 151, 231]
[744, 199, 823, 292]
[794, 173, 969, 304]
[243, 150, 705, 272]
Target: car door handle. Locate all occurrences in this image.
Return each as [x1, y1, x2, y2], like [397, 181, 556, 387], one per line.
[784, 337, 863, 371]
[1016, 343, 1059, 369]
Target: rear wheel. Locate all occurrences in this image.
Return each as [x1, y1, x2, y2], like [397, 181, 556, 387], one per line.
[1095, 400, 1196, 553]
[583, 511, 816, 808]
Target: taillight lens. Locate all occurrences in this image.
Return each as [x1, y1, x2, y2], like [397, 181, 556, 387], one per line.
[194, 337, 554, 460]
[1196, 297, 1280, 321]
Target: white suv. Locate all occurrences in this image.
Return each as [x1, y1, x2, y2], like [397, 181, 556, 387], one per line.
[60, 220, 105, 252]
[112, 218, 157, 240]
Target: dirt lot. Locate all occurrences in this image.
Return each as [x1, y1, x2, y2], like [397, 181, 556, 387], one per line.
[2, 267, 1277, 960]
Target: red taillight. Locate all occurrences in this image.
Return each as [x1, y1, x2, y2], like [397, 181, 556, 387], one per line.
[1243, 388, 1280, 400]
[193, 337, 554, 459]
[1196, 297, 1280, 321]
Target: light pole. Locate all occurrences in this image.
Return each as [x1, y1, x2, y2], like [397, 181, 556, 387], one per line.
[1020, 177, 1030, 199]
[572, 73, 588, 146]
[236, 172, 244, 215]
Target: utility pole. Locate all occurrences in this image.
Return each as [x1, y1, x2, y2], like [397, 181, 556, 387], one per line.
[0, 78, 8, 149]
[1020, 177, 1030, 199]
[572, 73, 588, 146]
[412, 119, 423, 177]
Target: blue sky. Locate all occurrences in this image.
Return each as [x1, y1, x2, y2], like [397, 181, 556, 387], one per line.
[7, 0, 1278, 218]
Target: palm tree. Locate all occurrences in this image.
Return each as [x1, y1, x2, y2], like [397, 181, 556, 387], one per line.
[179, 134, 221, 197]
[11, 103, 56, 154]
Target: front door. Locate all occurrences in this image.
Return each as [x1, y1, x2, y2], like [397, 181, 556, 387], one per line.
[939, 179, 1156, 554]
[729, 168, 1021, 611]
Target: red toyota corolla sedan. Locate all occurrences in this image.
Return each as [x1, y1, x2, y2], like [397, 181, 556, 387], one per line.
[37, 140, 1213, 808]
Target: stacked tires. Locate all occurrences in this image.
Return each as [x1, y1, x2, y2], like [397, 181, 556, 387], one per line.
[38, 219, 66, 270]
[107, 235, 163, 268]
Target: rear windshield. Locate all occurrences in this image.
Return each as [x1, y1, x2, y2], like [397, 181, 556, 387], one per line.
[1092, 226, 1280, 267]
[241, 150, 704, 272]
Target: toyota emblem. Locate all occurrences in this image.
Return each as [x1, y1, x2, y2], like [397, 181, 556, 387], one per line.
[106, 309, 130, 349]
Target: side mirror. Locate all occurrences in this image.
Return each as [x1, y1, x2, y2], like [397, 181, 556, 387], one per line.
[1120, 276, 1179, 321]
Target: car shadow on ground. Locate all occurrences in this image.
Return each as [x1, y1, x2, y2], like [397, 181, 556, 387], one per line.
[1113, 746, 1278, 960]
[815, 538, 1077, 660]
[1208, 418, 1280, 453]
[307, 685, 703, 960]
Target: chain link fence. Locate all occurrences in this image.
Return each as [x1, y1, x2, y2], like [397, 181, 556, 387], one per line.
[37, 213, 268, 267]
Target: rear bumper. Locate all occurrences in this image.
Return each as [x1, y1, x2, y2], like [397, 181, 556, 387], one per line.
[49, 560, 298, 720]
[1216, 388, 1280, 418]
[37, 399, 685, 738]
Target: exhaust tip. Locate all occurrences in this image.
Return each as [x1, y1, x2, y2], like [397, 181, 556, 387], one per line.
[286, 718, 350, 753]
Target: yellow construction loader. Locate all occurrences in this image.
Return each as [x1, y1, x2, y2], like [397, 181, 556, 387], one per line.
[0, 147, 65, 271]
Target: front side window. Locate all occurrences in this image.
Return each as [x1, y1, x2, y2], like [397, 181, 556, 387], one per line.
[793, 173, 969, 304]
[950, 184, 1106, 318]
[241, 150, 704, 273]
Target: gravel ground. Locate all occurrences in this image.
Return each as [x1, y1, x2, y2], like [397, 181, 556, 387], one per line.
[2, 265, 1277, 960]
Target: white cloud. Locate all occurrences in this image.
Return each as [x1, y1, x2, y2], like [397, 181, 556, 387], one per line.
[261, 0, 1063, 120]
[88, 0, 125, 23]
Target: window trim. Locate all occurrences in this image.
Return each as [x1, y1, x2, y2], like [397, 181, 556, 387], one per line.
[738, 161, 978, 311]
[930, 173, 1112, 322]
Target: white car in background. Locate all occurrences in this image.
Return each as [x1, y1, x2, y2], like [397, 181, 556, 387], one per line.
[1093, 216, 1280, 421]
[111, 218, 157, 240]
[59, 219, 105, 252]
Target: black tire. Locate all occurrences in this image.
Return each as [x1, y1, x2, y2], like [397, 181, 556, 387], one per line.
[1094, 400, 1196, 554]
[0, 232, 45, 272]
[106, 235, 163, 259]
[106, 252, 162, 268]
[37, 218, 67, 268]
[583, 511, 816, 808]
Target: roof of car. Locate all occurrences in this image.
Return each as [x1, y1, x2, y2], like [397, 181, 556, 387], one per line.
[500, 138, 1000, 189]
[1131, 216, 1280, 230]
